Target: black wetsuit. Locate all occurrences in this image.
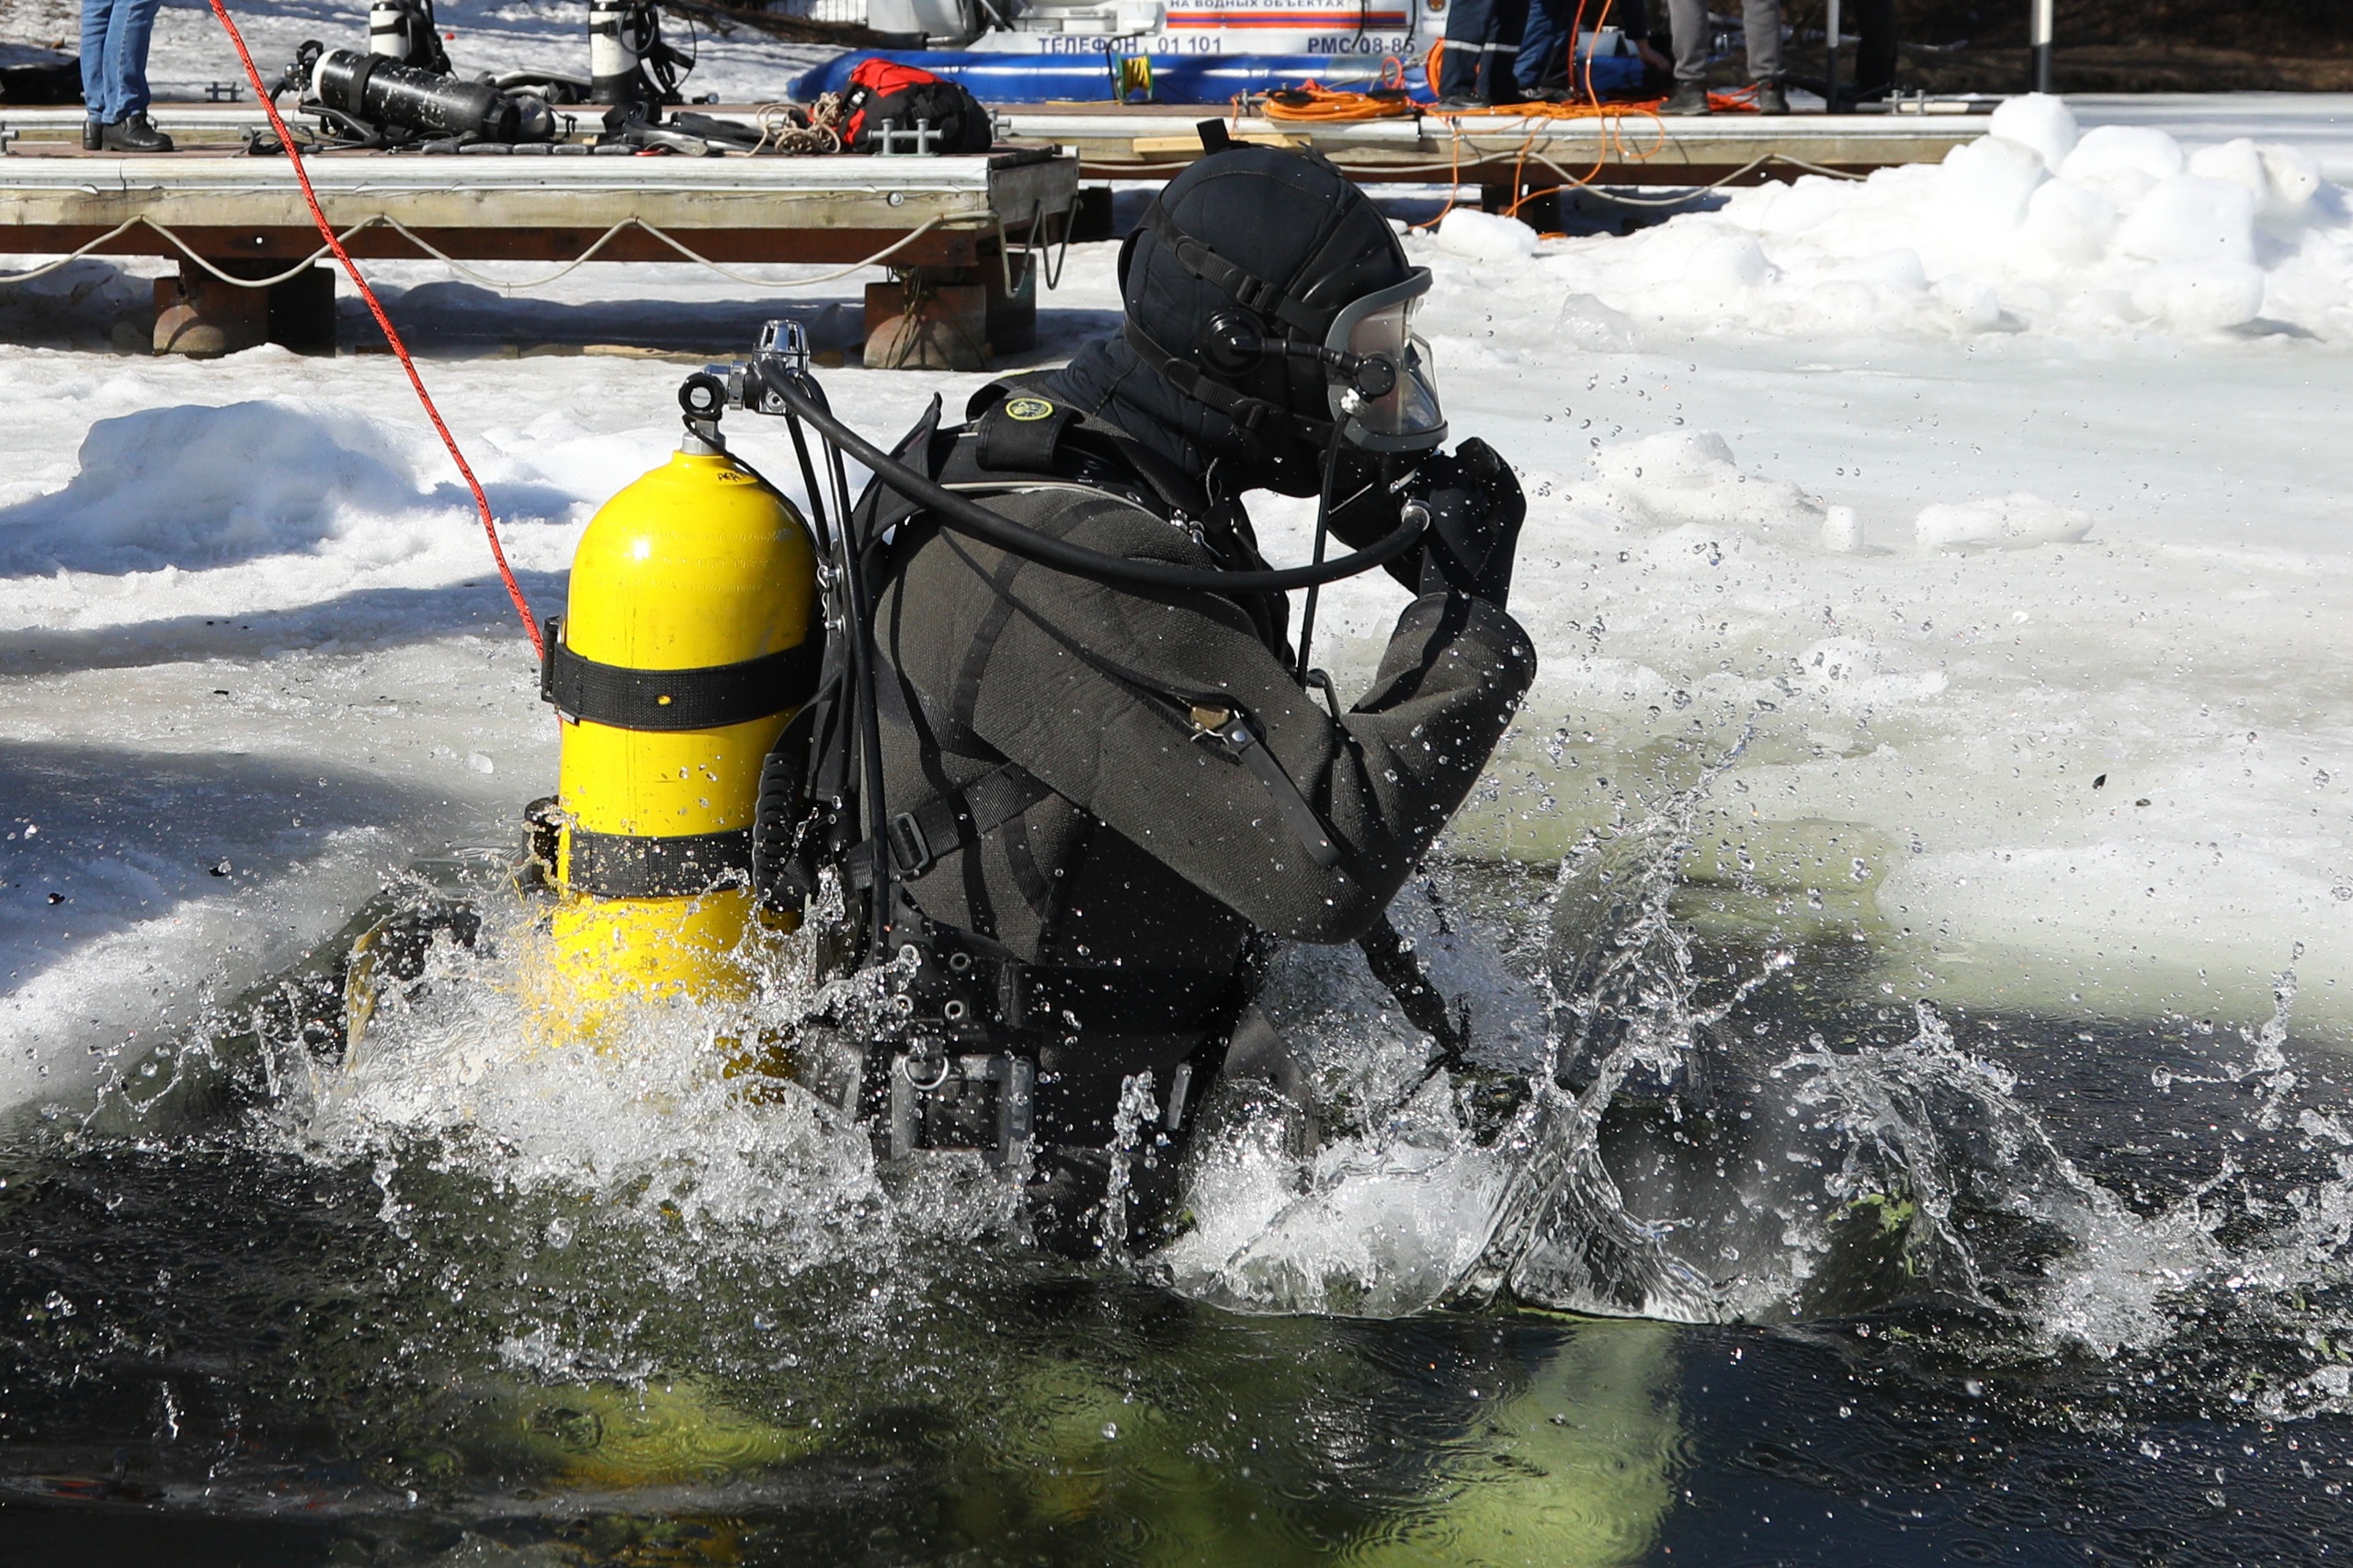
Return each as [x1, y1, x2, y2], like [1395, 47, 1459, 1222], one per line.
[842, 337, 1538, 1186]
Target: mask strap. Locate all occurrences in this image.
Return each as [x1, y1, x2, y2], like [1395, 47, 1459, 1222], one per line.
[1135, 201, 1334, 339]
[1121, 317, 1336, 450]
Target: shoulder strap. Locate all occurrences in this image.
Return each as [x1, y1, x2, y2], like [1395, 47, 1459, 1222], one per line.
[973, 392, 1077, 473]
[842, 758, 1054, 886]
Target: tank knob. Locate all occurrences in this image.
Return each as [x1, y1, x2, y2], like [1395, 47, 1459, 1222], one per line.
[678, 372, 728, 421]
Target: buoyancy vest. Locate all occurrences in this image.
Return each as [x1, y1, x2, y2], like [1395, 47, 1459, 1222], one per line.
[752, 383, 1296, 1150]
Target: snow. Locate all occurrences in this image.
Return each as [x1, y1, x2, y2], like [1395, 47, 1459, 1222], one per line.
[1435, 209, 1540, 263]
[1533, 96, 2351, 343]
[2, 43, 2352, 1116]
[1913, 493, 2092, 553]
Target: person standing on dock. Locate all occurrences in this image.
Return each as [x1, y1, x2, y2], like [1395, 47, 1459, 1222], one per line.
[1436, 0, 1532, 107]
[79, 0, 175, 152]
[1660, 0, 1787, 115]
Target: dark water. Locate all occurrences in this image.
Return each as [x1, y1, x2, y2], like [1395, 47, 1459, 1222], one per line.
[3, 820, 2350, 1565]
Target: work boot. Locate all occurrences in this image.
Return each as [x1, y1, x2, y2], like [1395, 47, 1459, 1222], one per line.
[101, 112, 174, 153]
[81, 117, 101, 151]
[1754, 78, 1790, 115]
[1660, 81, 1711, 116]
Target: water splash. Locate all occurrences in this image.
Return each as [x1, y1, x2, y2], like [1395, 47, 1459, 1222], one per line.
[1157, 756, 2353, 1407]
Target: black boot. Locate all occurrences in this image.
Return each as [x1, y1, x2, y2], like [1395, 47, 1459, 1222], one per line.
[1660, 81, 1711, 116]
[1754, 78, 1790, 115]
[81, 118, 102, 151]
[101, 112, 174, 153]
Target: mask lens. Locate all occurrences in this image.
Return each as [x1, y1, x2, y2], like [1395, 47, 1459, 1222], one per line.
[1329, 275, 1446, 451]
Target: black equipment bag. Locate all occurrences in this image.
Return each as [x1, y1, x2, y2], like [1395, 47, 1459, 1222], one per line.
[838, 58, 993, 155]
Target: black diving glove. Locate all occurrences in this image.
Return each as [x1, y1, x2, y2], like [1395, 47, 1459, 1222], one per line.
[1407, 437, 1525, 608]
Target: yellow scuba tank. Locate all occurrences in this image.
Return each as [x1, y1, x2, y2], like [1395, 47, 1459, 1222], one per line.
[529, 416, 819, 1040]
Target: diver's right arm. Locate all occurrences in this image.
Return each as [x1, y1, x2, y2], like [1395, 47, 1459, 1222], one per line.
[885, 493, 1536, 944]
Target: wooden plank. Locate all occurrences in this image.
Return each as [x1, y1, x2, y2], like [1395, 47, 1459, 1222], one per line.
[0, 222, 987, 265]
[0, 150, 1076, 267]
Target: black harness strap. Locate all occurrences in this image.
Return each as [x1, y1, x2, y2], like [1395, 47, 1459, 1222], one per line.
[1120, 320, 1336, 452]
[541, 616, 821, 733]
[844, 759, 1054, 885]
[1190, 707, 1345, 870]
[1139, 202, 1333, 338]
[568, 825, 751, 897]
[974, 394, 1076, 473]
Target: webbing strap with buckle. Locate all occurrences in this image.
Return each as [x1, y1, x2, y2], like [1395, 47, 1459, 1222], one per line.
[1140, 203, 1332, 337]
[1120, 320, 1336, 449]
[846, 760, 1054, 885]
[540, 616, 822, 733]
[1188, 703, 1346, 870]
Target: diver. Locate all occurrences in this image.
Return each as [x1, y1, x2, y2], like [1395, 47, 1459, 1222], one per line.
[766, 133, 1538, 1251]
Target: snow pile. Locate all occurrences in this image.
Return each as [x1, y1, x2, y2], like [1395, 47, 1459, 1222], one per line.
[0, 390, 680, 635]
[1575, 428, 1821, 533]
[0, 258, 151, 348]
[0, 401, 436, 574]
[1489, 95, 2353, 343]
[1914, 492, 2092, 552]
[1435, 208, 1541, 263]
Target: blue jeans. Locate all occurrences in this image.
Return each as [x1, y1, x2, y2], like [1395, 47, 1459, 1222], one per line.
[1520, 0, 1652, 94]
[1515, 0, 1571, 95]
[80, 0, 165, 123]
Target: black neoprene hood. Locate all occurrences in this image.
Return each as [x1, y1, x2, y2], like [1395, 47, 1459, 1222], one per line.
[1117, 144, 1420, 492]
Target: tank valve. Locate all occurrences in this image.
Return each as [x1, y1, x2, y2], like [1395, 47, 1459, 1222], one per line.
[678, 371, 729, 450]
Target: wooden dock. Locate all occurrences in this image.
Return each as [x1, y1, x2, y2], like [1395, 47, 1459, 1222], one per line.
[1, 97, 1986, 196]
[0, 138, 1077, 363]
[995, 103, 1984, 193]
[0, 96, 1982, 355]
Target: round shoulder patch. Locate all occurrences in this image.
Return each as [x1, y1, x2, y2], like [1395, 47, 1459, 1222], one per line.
[1004, 395, 1056, 422]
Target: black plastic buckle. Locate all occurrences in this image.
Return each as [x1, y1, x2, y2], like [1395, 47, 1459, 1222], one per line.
[886, 812, 933, 877]
[1230, 273, 1282, 315]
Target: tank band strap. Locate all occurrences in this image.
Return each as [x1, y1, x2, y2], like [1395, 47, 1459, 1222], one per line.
[565, 824, 750, 898]
[540, 616, 821, 733]
[341, 51, 381, 108]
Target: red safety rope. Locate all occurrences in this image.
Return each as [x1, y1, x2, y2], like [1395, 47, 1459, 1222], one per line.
[204, 0, 543, 661]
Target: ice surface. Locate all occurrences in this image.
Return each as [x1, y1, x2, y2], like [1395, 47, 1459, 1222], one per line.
[0, 65, 2346, 1248]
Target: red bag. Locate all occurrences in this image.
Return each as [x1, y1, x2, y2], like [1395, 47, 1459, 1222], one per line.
[839, 58, 994, 154]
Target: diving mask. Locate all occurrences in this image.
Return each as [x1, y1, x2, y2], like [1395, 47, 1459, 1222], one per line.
[1326, 270, 1446, 454]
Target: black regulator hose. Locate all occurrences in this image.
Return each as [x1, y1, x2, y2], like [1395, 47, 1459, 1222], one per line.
[748, 362, 1430, 596]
